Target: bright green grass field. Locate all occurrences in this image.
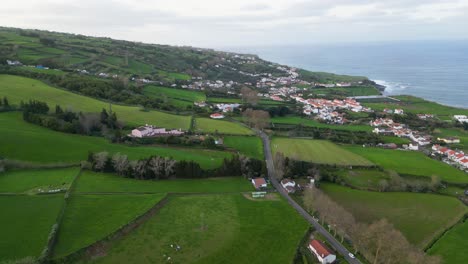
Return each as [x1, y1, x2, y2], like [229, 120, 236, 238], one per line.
[0, 112, 230, 169]
[344, 146, 468, 183]
[271, 116, 372, 132]
[75, 171, 253, 193]
[0, 74, 191, 128]
[321, 183, 467, 247]
[195, 118, 254, 135]
[53, 194, 166, 258]
[271, 138, 373, 166]
[428, 220, 468, 264]
[0, 195, 63, 262]
[144, 85, 206, 102]
[92, 194, 309, 264]
[223, 136, 264, 159]
[0, 167, 79, 193]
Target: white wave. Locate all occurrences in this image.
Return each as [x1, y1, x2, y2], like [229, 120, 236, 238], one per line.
[373, 79, 409, 95]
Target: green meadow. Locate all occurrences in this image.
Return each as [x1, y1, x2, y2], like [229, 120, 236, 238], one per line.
[53, 194, 166, 258]
[195, 118, 254, 135]
[0, 74, 191, 128]
[90, 194, 309, 264]
[271, 138, 373, 166]
[0, 195, 64, 262]
[321, 183, 467, 247]
[0, 112, 231, 169]
[271, 116, 372, 132]
[75, 171, 253, 193]
[223, 136, 264, 159]
[143, 85, 206, 108]
[344, 146, 468, 183]
[428, 220, 468, 264]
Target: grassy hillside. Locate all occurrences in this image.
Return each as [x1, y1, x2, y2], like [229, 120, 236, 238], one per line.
[0, 74, 191, 128]
[322, 183, 467, 247]
[271, 138, 373, 166]
[75, 171, 253, 193]
[428, 220, 468, 264]
[223, 136, 264, 159]
[0, 112, 231, 169]
[53, 194, 166, 258]
[344, 146, 468, 183]
[0, 195, 63, 262]
[90, 194, 309, 264]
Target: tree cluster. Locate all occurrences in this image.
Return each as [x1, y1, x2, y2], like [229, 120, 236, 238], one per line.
[0, 96, 10, 110]
[242, 108, 270, 130]
[240, 87, 259, 105]
[304, 188, 441, 264]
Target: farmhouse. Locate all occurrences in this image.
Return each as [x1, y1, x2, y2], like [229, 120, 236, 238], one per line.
[251, 178, 267, 190]
[281, 178, 296, 193]
[131, 125, 184, 138]
[308, 239, 336, 264]
[210, 113, 225, 119]
[394, 109, 404, 115]
[454, 115, 468, 123]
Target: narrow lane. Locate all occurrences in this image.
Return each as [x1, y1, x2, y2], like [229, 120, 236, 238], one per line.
[258, 130, 361, 264]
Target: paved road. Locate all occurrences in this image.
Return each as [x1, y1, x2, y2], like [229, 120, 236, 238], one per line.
[258, 130, 361, 264]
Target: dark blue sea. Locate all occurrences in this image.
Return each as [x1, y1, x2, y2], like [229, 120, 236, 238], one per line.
[225, 41, 468, 108]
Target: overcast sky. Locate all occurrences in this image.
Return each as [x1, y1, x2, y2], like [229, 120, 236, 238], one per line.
[1, 0, 468, 48]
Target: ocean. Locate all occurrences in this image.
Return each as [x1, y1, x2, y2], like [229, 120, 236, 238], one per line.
[225, 41, 468, 108]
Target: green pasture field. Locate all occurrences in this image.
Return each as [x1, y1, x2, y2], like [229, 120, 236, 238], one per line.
[195, 118, 254, 135]
[0, 112, 231, 169]
[271, 138, 373, 166]
[380, 136, 411, 144]
[157, 70, 191, 80]
[0, 195, 63, 262]
[0, 74, 191, 128]
[0, 167, 79, 193]
[75, 171, 253, 193]
[53, 194, 166, 258]
[143, 85, 206, 102]
[336, 169, 390, 190]
[223, 136, 264, 159]
[344, 146, 468, 183]
[321, 183, 467, 247]
[311, 86, 380, 96]
[428, 220, 468, 264]
[90, 194, 309, 264]
[271, 116, 372, 132]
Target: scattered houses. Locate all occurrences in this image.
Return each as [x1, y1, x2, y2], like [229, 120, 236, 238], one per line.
[454, 115, 468, 123]
[215, 103, 240, 113]
[432, 145, 468, 170]
[417, 114, 434, 120]
[6, 60, 22, 66]
[131, 125, 184, 138]
[210, 113, 225, 119]
[308, 239, 336, 264]
[251, 178, 267, 190]
[371, 118, 431, 146]
[280, 178, 296, 193]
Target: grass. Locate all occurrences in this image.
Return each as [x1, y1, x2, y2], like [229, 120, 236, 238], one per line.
[53, 194, 166, 258]
[271, 138, 374, 166]
[91, 194, 309, 264]
[321, 183, 467, 247]
[344, 145, 468, 183]
[195, 118, 254, 135]
[0, 195, 64, 262]
[0, 74, 191, 128]
[336, 169, 390, 190]
[363, 95, 468, 121]
[0, 112, 231, 169]
[143, 85, 206, 103]
[271, 116, 372, 132]
[223, 136, 264, 159]
[0, 167, 79, 193]
[311, 86, 380, 96]
[380, 136, 411, 144]
[75, 171, 253, 193]
[428, 220, 468, 264]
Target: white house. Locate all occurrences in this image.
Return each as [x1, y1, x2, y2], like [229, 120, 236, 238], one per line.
[131, 125, 184, 138]
[210, 113, 225, 119]
[454, 115, 468, 123]
[394, 109, 404, 115]
[251, 178, 267, 190]
[281, 178, 296, 193]
[308, 239, 336, 264]
[437, 137, 461, 144]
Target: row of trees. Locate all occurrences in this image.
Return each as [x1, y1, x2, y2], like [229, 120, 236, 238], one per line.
[303, 188, 441, 264]
[87, 152, 265, 180]
[0, 96, 10, 110]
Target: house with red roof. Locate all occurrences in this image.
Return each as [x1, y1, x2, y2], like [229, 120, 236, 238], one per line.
[210, 113, 225, 119]
[459, 158, 468, 169]
[251, 178, 267, 190]
[308, 239, 336, 264]
[281, 178, 296, 193]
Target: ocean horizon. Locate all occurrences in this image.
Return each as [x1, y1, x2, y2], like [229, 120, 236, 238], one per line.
[225, 40, 468, 109]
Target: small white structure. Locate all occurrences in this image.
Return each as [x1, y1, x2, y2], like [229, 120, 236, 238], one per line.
[251, 178, 267, 190]
[394, 109, 404, 115]
[210, 113, 225, 119]
[438, 137, 461, 144]
[281, 178, 296, 193]
[454, 115, 468, 123]
[131, 125, 184, 138]
[308, 239, 336, 264]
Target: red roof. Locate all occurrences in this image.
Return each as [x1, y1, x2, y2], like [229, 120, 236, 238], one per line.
[252, 178, 267, 188]
[460, 159, 468, 164]
[309, 240, 333, 258]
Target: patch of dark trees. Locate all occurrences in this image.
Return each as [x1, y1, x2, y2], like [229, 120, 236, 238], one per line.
[87, 152, 265, 180]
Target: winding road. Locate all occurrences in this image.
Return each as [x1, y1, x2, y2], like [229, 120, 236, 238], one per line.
[258, 130, 361, 264]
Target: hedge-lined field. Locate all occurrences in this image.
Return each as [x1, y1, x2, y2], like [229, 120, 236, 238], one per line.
[0, 195, 63, 262]
[344, 146, 468, 183]
[75, 171, 253, 193]
[223, 136, 264, 159]
[53, 194, 166, 258]
[0, 75, 191, 128]
[195, 118, 254, 135]
[91, 194, 309, 264]
[0, 112, 231, 169]
[271, 116, 372, 132]
[428, 220, 468, 264]
[271, 138, 373, 166]
[322, 184, 467, 247]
